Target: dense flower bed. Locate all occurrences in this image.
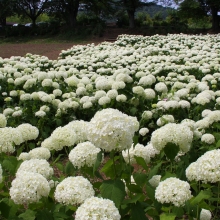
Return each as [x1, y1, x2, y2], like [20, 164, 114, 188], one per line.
[0, 33, 220, 219]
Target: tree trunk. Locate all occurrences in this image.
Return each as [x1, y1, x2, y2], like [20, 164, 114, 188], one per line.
[211, 6, 220, 31]
[127, 9, 135, 28]
[0, 17, 6, 26]
[67, 0, 79, 29]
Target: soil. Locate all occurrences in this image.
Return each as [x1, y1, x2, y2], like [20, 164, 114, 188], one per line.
[0, 26, 134, 60]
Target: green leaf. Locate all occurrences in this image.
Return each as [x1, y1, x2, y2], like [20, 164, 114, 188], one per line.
[190, 190, 213, 205]
[172, 206, 184, 218]
[164, 142, 179, 161]
[64, 161, 76, 176]
[36, 209, 54, 220]
[18, 209, 36, 220]
[161, 172, 176, 181]
[146, 184, 155, 201]
[216, 139, 220, 148]
[133, 172, 148, 187]
[130, 201, 148, 220]
[93, 151, 103, 174]
[2, 157, 21, 175]
[160, 213, 176, 220]
[100, 179, 126, 208]
[100, 159, 115, 179]
[123, 193, 144, 204]
[134, 156, 149, 171]
[148, 162, 162, 179]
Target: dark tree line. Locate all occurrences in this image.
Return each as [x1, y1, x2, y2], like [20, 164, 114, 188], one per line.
[0, 0, 220, 30]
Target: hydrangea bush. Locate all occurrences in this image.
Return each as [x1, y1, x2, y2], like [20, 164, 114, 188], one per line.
[1, 33, 220, 219]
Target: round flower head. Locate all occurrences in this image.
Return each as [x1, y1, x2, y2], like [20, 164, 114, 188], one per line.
[149, 175, 161, 188]
[201, 133, 215, 144]
[156, 115, 175, 127]
[75, 197, 121, 220]
[28, 147, 51, 160]
[10, 171, 50, 205]
[69, 141, 102, 168]
[18, 152, 30, 161]
[87, 108, 139, 152]
[0, 114, 7, 127]
[50, 126, 77, 150]
[54, 176, 94, 205]
[200, 209, 212, 220]
[139, 127, 149, 136]
[16, 159, 53, 179]
[186, 149, 220, 183]
[0, 127, 23, 153]
[17, 123, 39, 141]
[151, 123, 193, 153]
[122, 143, 150, 165]
[155, 177, 192, 207]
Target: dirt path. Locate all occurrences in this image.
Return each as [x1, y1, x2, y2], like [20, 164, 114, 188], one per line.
[0, 39, 106, 60]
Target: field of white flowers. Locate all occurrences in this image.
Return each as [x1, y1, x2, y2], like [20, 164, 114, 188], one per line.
[0, 33, 220, 219]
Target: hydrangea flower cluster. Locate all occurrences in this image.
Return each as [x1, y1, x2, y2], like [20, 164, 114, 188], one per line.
[75, 197, 121, 220]
[54, 176, 94, 205]
[87, 108, 139, 152]
[186, 149, 220, 183]
[10, 171, 50, 205]
[69, 141, 102, 168]
[0, 113, 7, 127]
[17, 123, 39, 141]
[16, 159, 54, 179]
[151, 123, 193, 153]
[18, 147, 51, 160]
[149, 175, 161, 188]
[0, 127, 23, 153]
[122, 143, 150, 165]
[200, 209, 212, 220]
[155, 177, 192, 207]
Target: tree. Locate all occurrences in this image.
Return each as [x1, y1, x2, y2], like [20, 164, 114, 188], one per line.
[0, 0, 16, 26]
[15, 0, 51, 27]
[172, 0, 220, 31]
[115, 0, 156, 28]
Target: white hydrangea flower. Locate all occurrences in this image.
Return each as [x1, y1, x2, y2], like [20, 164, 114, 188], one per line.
[149, 175, 161, 188]
[3, 108, 14, 116]
[69, 141, 102, 168]
[201, 133, 215, 144]
[139, 127, 149, 136]
[35, 110, 46, 117]
[0, 113, 7, 127]
[54, 176, 94, 205]
[28, 147, 51, 160]
[142, 110, 153, 120]
[186, 149, 220, 183]
[98, 96, 111, 105]
[156, 115, 175, 127]
[75, 197, 121, 220]
[50, 126, 77, 150]
[87, 108, 139, 152]
[18, 152, 30, 161]
[200, 209, 212, 220]
[10, 171, 50, 205]
[151, 123, 193, 153]
[122, 143, 150, 164]
[145, 142, 160, 158]
[107, 89, 118, 99]
[155, 82, 168, 93]
[144, 88, 156, 100]
[155, 177, 192, 207]
[16, 159, 53, 179]
[116, 94, 127, 102]
[17, 123, 39, 141]
[0, 127, 23, 153]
